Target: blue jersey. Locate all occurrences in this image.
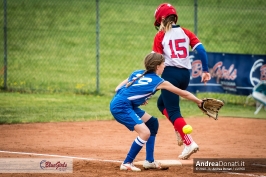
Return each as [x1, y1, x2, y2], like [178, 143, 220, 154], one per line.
[110, 70, 164, 131]
[115, 70, 164, 107]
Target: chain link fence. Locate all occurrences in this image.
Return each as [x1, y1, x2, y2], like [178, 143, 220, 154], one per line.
[1, 0, 265, 95]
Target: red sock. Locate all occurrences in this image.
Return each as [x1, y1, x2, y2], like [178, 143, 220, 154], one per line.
[173, 118, 193, 145]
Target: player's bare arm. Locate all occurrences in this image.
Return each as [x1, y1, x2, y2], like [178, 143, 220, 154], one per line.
[115, 78, 128, 92]
[157, 81, 202, 106]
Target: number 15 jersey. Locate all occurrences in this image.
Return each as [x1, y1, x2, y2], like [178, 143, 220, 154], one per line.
[152, 25, 201, 70]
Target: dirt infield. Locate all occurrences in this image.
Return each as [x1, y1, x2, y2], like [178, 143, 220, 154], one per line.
[0, 117, 266, 177]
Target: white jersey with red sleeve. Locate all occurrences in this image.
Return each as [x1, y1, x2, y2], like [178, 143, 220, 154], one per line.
[152, 25, 201, 69]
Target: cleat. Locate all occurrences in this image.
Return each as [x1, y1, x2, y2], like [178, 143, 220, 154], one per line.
[143, 160, 162, 170]
[143, 160, 169, 170]
[120, 163, 141, 172]
[178, 141, 199, 160]
[175, 131, 184, 146]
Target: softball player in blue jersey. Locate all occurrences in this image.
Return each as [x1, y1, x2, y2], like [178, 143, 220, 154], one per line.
[152, 3, 211, 160]
[110, 53, 202, 171]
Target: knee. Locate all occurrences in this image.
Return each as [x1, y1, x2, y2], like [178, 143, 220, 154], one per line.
[139, 128, 150, 141]
[145, 117, 159, 136]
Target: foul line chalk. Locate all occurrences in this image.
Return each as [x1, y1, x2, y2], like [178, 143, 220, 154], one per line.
[0, 150, 265, 177]
[0, 150, 122, 163]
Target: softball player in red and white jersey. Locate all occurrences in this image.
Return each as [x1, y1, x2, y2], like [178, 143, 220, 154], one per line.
[152, 3, 211, 160]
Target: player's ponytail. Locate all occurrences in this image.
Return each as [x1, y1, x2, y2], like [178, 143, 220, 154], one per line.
[125, 71, 147, 88]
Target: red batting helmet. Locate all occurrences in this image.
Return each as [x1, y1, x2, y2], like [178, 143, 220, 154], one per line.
[154, 3, 178, 27]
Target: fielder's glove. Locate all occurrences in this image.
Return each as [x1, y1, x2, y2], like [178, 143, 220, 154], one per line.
[198, 98, 224, 120]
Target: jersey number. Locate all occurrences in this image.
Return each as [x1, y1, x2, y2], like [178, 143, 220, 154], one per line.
[132, 74, 152, 86]
[168, 39, 187, 59]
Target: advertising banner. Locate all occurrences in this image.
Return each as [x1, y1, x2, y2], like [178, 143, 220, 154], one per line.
[188, 52, 266, 95]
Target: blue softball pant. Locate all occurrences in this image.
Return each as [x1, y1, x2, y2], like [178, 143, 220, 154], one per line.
[110, 96, 145, 131]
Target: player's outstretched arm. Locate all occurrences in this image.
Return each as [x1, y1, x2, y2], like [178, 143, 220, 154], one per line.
[157, 81, 202, 106]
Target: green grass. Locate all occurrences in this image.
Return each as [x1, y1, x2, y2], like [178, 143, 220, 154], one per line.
[0, 0, 265, 94]
[0, 91, 112, 124]
[0, 0, 265, 124]
[0, 91, 265, 124]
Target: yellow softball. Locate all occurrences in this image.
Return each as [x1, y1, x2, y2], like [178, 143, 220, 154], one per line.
[182, 125, 193, 134]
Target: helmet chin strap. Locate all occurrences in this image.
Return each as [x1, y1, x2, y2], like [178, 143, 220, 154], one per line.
[154, 20, 160, 31]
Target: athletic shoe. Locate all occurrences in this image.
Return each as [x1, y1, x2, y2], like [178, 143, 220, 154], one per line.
[143, 160, 162, 170]
[178, 141, 199, 160]
[120, 163, 141, 172]
[175, 131, 184, 146]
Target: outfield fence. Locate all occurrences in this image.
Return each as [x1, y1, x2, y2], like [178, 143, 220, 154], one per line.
[1, 0, 265, 95]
